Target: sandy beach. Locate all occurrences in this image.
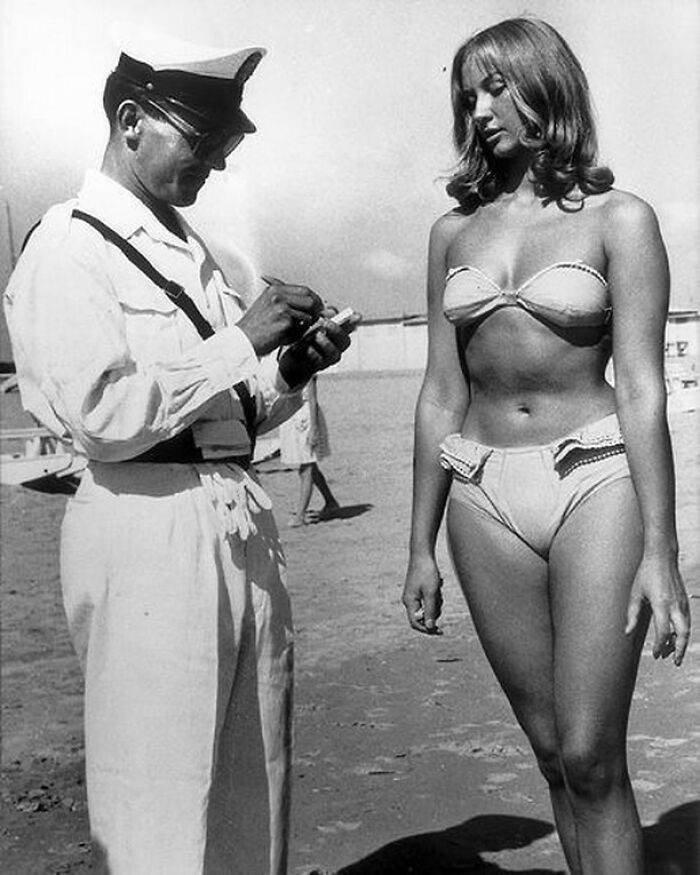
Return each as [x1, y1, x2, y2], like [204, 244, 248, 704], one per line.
[1, 370, 698, 874]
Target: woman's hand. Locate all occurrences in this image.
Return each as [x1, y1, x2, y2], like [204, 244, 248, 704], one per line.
[402, 553, 444, 635]
[625, 553, 691, 666]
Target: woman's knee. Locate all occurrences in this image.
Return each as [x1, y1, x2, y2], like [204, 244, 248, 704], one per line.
[559, 737, 628, 799]
[526, 727, 565, 787]
[533, 745, 566, 788]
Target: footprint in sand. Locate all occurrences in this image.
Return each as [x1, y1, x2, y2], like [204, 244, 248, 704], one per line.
[479, 772, 519, 794]
[485, 772, 519, 784]
[498, 790, 536, 804]
[645, 737, 689, 759]
[632, 778, 665, 792]
[316, 820, 362, 835]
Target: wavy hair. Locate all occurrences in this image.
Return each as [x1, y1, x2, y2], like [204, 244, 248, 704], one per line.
[446, 17, 613, 207]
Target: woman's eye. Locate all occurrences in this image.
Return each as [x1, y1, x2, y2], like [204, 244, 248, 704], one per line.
[490, 83, 506, 96]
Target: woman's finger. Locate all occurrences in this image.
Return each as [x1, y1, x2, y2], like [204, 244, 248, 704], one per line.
[651, 606, 672, 659]
[670, 604, 691, 666]
[625, 592, 642, 635]
[405, 599, 427, 632]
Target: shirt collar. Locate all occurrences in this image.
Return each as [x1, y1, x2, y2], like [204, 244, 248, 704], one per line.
[77, 170, 189, 247]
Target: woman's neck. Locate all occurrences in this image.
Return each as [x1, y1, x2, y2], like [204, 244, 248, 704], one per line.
[496, 151, 536, 198]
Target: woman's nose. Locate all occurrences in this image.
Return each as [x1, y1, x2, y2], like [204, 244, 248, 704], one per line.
[473, 92, 493, 122]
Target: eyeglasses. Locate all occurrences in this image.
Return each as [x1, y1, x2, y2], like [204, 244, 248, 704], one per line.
[144, 97, 246, 161]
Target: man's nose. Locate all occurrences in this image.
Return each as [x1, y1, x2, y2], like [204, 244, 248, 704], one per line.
[203, 149, 227, 172]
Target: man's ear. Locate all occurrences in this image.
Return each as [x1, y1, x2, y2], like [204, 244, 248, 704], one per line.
[115, 100, 145, 149]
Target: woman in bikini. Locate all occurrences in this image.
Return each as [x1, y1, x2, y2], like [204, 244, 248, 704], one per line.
[402, 17, 690, 874]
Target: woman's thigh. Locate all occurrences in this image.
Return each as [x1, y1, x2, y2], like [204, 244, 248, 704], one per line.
[446, 498, 555, 744]
[548, 477, 648, 747]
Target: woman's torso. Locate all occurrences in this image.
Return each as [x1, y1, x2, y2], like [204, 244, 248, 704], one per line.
[443, 190, 617, 446]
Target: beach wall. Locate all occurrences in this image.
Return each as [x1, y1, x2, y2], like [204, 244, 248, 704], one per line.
[665, 310, 700, 412]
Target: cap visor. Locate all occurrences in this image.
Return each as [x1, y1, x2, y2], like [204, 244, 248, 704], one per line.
[234, 107, 257, 134]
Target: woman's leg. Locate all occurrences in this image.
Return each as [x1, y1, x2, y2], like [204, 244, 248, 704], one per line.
[549, 477, 649, 875]
[311, 463, 339, 510]
[446, 500, 582, 872]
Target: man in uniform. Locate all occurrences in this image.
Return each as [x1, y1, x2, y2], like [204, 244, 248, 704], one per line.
[5, 24, 354, 875]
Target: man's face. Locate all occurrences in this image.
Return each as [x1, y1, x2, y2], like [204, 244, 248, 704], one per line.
[134, 112, 216, 207]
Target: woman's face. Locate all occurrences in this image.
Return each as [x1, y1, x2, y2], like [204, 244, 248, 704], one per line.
[460, 58, 528, 160]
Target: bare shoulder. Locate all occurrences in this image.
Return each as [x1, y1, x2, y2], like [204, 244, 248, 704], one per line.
[429, 208, 474, 251]
[598, 189, 661, 246]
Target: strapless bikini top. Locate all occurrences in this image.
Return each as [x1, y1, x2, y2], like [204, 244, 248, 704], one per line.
[443, 261, 611, 329]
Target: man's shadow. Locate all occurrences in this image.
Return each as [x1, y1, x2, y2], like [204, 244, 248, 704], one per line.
[335, 801, 700, 874]
[335, 814, 562, 874]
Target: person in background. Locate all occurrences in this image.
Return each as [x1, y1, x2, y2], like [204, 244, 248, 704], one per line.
[402, 17, 690, 875]
[4, 23, 355, 875]
[279, 374, 340, 527]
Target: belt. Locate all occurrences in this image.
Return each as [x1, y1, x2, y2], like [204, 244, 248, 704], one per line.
[129, 428, 251, 469]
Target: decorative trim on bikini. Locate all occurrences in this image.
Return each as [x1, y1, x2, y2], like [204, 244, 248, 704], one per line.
[445, 259, 608, 290]
[439, 434, 493, 484]
[553, 436, 626, 480]
[547, 260, 608, 288]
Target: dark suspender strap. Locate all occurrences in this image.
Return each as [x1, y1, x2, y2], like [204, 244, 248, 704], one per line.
[72, 209, 217, 340]
[21, 219, 42, 253]
[71, 208, 257, 455]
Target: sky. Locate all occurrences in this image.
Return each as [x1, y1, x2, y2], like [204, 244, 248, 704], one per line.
[1, 0, 699, 327]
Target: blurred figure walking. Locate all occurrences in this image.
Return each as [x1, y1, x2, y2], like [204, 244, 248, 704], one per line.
[279, 375, 340, 526]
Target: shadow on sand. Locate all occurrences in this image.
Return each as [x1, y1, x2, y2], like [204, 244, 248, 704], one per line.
[644, 801, 700, 875]
[308, 503, 374, 523]
[335, 813, 562, 874]
[334, 802, 700, 874]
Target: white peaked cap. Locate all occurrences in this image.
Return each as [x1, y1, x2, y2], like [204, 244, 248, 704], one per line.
[110, 21, 266, 81]
[109, 22, 266, 131]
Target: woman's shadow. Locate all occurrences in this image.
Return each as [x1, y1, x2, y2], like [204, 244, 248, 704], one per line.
[644, 801, 700, 874]
[334, 801, 700, 874]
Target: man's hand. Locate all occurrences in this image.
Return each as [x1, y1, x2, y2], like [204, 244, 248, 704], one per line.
[278, 318, 355, 388]
[237, 277, 323, 356]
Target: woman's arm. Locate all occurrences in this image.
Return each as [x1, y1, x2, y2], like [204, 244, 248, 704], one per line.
[606, 192, 691, 665]
[403, 214, 470, 634]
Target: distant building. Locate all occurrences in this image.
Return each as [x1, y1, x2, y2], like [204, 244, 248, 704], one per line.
[330, 310, 700, 412]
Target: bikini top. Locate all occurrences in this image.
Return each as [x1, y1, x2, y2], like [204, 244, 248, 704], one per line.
[443, 260, 611, 329]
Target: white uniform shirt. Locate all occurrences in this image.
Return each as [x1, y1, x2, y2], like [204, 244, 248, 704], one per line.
[4, 170, 301, 462]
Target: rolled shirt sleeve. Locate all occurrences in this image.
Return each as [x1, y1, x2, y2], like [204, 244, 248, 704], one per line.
[6, 238, 260, 461]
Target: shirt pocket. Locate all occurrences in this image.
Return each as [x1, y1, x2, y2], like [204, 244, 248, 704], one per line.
[113, 277, 185, 360]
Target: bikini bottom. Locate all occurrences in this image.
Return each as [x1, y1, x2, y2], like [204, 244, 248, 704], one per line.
[440, 413, 632, 559]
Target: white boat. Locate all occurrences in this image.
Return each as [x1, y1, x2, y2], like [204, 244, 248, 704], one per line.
[1, 423, 283, 493]
[0, 427, 86, 493]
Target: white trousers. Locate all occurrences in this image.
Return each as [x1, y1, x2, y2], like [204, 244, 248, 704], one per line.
[61, 460, 294, 875]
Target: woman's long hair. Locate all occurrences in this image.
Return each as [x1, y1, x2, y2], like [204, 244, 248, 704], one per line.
[446, 17, 614, 208]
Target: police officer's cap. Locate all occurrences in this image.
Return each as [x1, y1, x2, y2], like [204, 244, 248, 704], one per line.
[111, 23, 266, 132]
